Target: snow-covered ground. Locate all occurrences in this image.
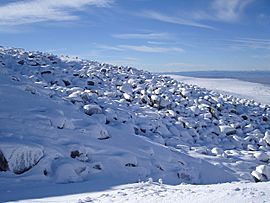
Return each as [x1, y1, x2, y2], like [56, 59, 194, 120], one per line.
[14, 181, 270, 203]
[0, 47, 270, 202]
[168, 75, 270, 105]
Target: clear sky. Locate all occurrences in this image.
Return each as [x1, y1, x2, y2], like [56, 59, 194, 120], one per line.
[0, 0, 269, 72]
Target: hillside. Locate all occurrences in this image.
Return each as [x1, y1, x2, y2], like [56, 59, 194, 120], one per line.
[0, 47, 270, 201]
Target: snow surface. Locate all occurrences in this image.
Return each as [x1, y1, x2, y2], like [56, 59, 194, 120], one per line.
[168, 75, 270, 105]
[13, 181, 270, 203]
[0, 47, 270, 202]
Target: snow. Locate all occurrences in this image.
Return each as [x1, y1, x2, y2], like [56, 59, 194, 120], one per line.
[14, 181, 270, 203]
[168, 75, 270, 105]
[0, 47, 269, 202]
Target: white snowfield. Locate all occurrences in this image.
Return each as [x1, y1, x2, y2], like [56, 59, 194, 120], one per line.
[0, 47, 269, 202]
[15, 181, 270, 203]
[168, 75, 270, 105]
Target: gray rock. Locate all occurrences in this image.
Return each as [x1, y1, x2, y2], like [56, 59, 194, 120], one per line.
[87, 80, 95, 86]
[0, 150, 9, 171]
[83, 104, 102, 116]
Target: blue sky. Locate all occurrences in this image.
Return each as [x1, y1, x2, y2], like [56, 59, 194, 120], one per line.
[0, 0, 269, 72]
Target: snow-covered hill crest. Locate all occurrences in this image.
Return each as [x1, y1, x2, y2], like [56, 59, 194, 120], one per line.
[0, 47, 270, 194]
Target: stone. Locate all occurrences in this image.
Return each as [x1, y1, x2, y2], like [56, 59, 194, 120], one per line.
[219, 125, 236, 135]
[9, 146, 43, 174]
[87, 80, 95, 86]
[83, 104, 102, 116]
[0, 150, 9, 171]
[263, 130, 270, 145]
[254, 152, 269, 162]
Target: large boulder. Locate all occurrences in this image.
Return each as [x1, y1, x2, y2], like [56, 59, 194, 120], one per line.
[9, 146, 44, 174]
[219, 125, 236, 136]
[83, 104, 102, 116]
[251, 165, 270, 182]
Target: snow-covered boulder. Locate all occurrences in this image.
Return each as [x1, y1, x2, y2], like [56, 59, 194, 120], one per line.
[251, 165, 270, 182]
[90, 124, 111, 140]
[8, 146, 44, 174]
[219, 125, 236, 135]
[264, 130, 270, 145]
[83, 104, 102, 116]
[211, 147, 224, 156]
[54, 162, 91, 183]
[254, 152, 269, 162]
[123, 93, 132, 102]
[68, 91, 83, 103]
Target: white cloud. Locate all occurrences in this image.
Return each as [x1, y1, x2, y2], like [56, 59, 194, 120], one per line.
[0, 0, 113, 25]
[96, 43, 184, 53]
[140, 0, 254, 29]
[211, 0, 254, 22]
[164, 62, 207, 68]
[118, 45, 184, 53]
[140, 10, 214, 29]
[112, 32, 171, 40]
[96, 44, 124, 51]
[228, 38, 270, 50]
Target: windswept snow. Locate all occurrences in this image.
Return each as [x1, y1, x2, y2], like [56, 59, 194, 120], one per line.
[0, 47, 270, 202]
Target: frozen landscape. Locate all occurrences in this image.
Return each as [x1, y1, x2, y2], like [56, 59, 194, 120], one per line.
[167, 73, 270, 105]
[0, 47, 270, 202]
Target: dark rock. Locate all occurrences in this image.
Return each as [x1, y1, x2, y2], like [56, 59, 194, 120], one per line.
[47, 56, 54, 60]
[43, 169, 48, 176]
[93, 164, 102, 170]
[0, 150, 9, 171]
[70, 150, 81, 159]
[140, 128, 146, 133]
[125, 163, 137, 167]
[17, 60, 25, 65]
[262, 116, 268, 122]
[98, 136, 110, 140]
[101, 69, 106, 73]
[156, 165, 164, 171]
[87, 80, 95, 86]
[41, 70, 52, 75]
[62, 80, 71, 86]
[177, 172, 191, 181]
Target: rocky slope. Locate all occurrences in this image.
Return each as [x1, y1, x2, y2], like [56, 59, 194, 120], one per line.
[0, 46, 270, 186]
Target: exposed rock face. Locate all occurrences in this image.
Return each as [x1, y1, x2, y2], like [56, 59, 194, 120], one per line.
[0, 150, 9, 171]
